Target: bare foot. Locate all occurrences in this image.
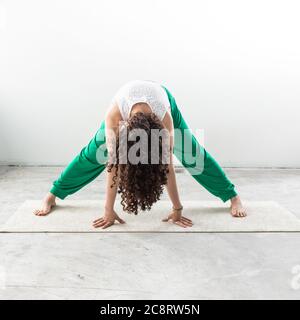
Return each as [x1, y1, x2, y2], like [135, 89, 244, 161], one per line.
[34, 192, 57, 216]
[230, 195, 247, 218]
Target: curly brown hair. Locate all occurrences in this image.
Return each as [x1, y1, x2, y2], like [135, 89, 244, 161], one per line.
[107, 112, 170, 215]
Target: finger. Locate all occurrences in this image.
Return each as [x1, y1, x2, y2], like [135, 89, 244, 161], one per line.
[181, 216, 192, 222]
[93, 218, 105, 225]
[179, 219, 191, 226]
[162, 215, 171, 222]
[181, 216, 193, 224]
[116, 216, 126, 224]
[93, 223, 102, 228]
[102, 222, 114, 229]
[181, 219, 193, 226]
[174, 221, 187, 228]
[93, 221, 107, 228]
[93, 218, 104, 223]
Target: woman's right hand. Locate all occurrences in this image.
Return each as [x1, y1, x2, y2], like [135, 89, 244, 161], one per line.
[93, 209, 126, 229]
[162, 207, 193, 228]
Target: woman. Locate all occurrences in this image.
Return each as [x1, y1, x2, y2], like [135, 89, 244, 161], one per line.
[34, 80, 246, 229]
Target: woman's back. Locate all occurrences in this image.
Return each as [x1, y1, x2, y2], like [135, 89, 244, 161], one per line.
[110, 80, 171, 121]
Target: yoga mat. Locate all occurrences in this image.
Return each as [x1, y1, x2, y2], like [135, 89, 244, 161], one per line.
[1, 200, 300, 233]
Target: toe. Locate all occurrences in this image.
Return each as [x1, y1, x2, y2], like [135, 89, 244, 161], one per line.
[36, 209, 47, 216]
[231, 207, 238, 217]
[239, 210, 246, 217]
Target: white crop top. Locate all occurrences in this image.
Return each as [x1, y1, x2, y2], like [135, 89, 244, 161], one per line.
[110, 80, 171, 121]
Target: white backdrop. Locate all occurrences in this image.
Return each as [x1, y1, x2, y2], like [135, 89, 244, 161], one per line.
[0, 0, 299, 167]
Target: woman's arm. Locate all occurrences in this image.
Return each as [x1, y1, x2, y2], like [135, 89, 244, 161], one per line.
[104, 110, 120, 211]
[162, 112, 193, 228]
[166, 151, 183, 210]
[104, 165, 119, 211]
[93, 108, 126, 229]
[163, 112, 182, 209]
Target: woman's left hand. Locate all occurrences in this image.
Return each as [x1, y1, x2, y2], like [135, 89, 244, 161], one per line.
[162, 208, 193, 228]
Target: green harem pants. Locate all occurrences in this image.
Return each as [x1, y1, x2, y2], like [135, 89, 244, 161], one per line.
[50, 86, 237, 202]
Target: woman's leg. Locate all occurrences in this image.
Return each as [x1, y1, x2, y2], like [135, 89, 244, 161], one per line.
[162, 85, 238, 203]
[50, 120, 107, 199]
[35, 121, 107, 216]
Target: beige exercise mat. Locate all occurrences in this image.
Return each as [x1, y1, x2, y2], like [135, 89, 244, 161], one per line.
[1, 200, 300, 233]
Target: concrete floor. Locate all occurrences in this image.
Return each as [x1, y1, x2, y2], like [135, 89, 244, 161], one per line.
[0, 166, 300, 299]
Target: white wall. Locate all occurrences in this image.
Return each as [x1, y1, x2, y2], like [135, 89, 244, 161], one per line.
[0, 0, 299, 167]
